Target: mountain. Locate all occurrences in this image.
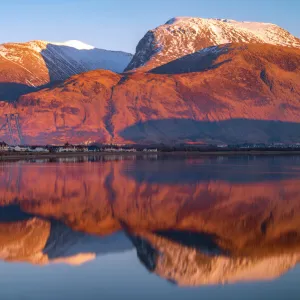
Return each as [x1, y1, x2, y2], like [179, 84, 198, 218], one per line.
[0, 215, 132, 265]
[3, 215, 299, 284]
[2, 42, 300, 145]
[125, 17, 300, 72]
[1, 18, 300, 145]
[0, 40, 132, 101]
[131, 231, 300, 286]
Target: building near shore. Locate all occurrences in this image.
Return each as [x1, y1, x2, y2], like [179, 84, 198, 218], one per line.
[143, 148, 158, 152]
[0, 142, 9, 152]
[102, 147, 137, 152]
[29, 147, 50, 153]
[53, 143, 89, 153]
[56, 143, 77, 153]
[13, 146, 30, 152]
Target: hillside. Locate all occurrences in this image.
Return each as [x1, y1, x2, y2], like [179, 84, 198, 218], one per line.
[1, 43, 300, 145]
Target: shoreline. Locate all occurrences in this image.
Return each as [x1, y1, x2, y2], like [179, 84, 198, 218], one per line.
[2, 150, 300, 162]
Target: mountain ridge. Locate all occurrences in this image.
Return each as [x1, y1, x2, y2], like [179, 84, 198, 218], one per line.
[1, 43, 299, 145]
[125, 17, 300, 72]
[0, 39, 133, 101]
[0, 17, 300, 144]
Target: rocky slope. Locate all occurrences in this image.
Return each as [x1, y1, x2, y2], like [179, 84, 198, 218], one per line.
[125, 17, 300, 72]
[2, 43, 300, 145]
[0, 40, 132, 101]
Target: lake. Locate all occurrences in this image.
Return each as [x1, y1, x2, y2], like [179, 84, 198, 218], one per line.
[1, 154, 300, 300]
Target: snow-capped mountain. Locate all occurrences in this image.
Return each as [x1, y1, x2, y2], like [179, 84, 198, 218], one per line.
[125, 17, 300, 71]
[0, 40, 132, 100]
[1, 39, 132, 78]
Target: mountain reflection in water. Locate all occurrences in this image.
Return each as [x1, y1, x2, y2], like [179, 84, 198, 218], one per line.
[1, 155, 300, 286]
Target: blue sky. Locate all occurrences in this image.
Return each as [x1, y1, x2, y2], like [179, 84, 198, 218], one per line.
[1, 0, 299, 53]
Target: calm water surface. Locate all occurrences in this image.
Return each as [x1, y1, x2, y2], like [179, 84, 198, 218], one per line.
[1, 154, 300, 299]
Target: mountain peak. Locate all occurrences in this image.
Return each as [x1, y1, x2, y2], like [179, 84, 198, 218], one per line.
[164, 17, 275, 27]
[165, 17, 191, 25]
[125, 16, 300, 72]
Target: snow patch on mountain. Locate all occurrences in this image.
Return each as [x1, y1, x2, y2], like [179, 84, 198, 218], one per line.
[161, 17, 300, 48]
[54, 40, 95, 50]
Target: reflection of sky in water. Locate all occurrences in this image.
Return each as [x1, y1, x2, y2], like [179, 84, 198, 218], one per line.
[0, 252, 300, 300]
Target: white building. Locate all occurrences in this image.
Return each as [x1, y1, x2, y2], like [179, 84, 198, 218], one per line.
[29, 147, 50, 153]
[143, 148, 158, 152]
[13, 146, 30, 152]
[103, 148, 137, 152]
[57, 143, 77, 152]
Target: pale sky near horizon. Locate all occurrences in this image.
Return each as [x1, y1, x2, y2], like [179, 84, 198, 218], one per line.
[1, 0, 299, 53]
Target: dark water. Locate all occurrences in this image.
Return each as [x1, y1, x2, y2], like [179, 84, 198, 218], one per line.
[1, 154, 300, 299]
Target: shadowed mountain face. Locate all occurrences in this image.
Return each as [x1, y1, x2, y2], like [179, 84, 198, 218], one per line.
[149, 44, 232, 74]
[120, 118, 300, 144]
[1, 43, 300, 145]
[0, 83, 37, 102]
[1, 155, 300, 285]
